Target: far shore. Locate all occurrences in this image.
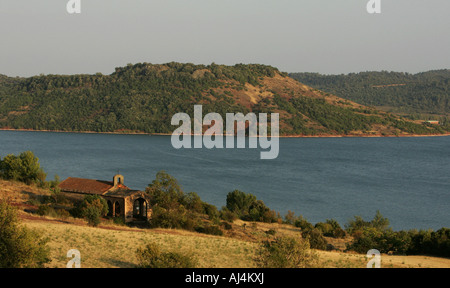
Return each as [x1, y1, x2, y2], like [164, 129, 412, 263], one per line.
[1, 128, 450, 138]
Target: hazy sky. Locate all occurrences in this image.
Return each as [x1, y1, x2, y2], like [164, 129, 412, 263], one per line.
[1, 0, 449, 77]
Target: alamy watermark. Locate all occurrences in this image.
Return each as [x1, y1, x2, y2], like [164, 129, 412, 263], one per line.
[171, 105, 280, 160]
[66, 0, 81, 14]
[366, 249, 381, 268]
[67, 249, 81, 268]
[66, 1, 381, 15]
[367, 0, 381, 14]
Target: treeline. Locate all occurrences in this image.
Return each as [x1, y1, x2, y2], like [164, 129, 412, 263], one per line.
[289, 70, 450, 119]
[144, 171, 279, 236]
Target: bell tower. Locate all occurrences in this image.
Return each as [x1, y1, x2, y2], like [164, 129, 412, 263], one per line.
[113, 174, 124, 187]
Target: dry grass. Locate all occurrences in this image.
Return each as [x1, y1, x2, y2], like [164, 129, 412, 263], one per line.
[22, 219, 450, 268]
[316, 250, 450, 268]
[3, 179, 450, 268]
[23, 220, 258, 268]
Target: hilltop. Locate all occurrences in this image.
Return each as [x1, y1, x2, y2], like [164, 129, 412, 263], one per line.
[0, 63, 449, 136]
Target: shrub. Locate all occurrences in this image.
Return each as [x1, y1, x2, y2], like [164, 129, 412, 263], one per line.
[346, 211, 390, 235]
[315, 222, 334, 236]
[315, 219, 346, 238]
[220, 207, 238, 222]
[112, 216, 125, 226]
[0, 151, 47, 185]
[149, 205, 190, 229]
[56, 209, 71, 220]
[182, 192, 203, 213]
[195, 225, 223, 236]
[225, 190, 278, 223]
[226, 190, 256, 218]
[36, 204, 57, 217]
[284, 210, 296, 225]
[255, 236, 318, 268]
[73, 195, 109, 227]
[146, 171, 210, 231]
[203, 203, 220, 221]
[302, 228, 327, 250]
[83, 202, 103, 227]
[346, 227, 383, 254]
[0, 200, 51, 268]
[294, 216, 314, 232]
[332, 227, 346, 239]
[221, 221, 233, 230]
[146, 171, 184, 210]
[136, 243, 197, 268]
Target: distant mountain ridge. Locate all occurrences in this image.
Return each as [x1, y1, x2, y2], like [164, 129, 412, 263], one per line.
[0, 63, 449, 136]
[289, 70, 450, 119]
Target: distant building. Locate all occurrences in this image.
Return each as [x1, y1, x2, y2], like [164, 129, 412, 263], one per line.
[59, 174, 151, 223]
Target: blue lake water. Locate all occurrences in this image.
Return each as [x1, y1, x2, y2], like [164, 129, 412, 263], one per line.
[0, 130, 448, 231]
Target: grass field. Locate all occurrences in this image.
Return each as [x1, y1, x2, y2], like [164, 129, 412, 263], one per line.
[2, 179, 450, 268]
[22, 219, 450, 268]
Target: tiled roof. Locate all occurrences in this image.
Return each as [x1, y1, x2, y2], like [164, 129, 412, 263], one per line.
[59, 177, 129, 195]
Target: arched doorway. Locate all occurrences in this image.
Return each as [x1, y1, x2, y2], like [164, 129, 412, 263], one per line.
[114, 201, 121, 216]
[133, 198, 147, 219]
[107, 200, 113, 217]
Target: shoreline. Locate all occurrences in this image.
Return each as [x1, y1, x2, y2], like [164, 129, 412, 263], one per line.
[1, 128, 450, 138]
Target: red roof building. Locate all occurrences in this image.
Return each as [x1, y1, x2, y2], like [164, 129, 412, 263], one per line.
[59, 174, 150, 223]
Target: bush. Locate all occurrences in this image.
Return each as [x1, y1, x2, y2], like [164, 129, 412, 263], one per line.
[302, 228, 328, 250]
[315, 222, 334, 236]
[56, 209, 71, 220]
[146, 171, 210, 231]
[226, 190, 256, 218]
[221, 221, 233, 230]
[346, 227, 383, 254]
[112, 216, 125, 226]
[36, 204, 57, 217]
[220, 207, 238, 222]
[36, 204, 70, 220]
[315, 219, 346, 238]
[195, 225, 223, 236]
[83, 203, 102, 227]
[203, 203, 220, 221]
[0, 151, 47, 185]
[136, 243, 197, 268]
[73, 195, 109, 227]
[0, 200, 51, 268]
[294, 216, 314, 232]
[255, 236, 318, 268]
[346, 211, 390, 235]
[225, 190, 278, 223]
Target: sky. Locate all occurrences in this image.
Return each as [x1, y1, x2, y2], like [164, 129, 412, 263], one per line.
[0, 0, 449, 77]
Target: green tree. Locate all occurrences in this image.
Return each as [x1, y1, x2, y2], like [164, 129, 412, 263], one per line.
[0, 151, 46, 185]
[76, 195, 109, 227]
[225, 190, 257, 218]
[0, 200, 51, 268]
[255, 236, 318, 268]
[146, 171, 184, 209]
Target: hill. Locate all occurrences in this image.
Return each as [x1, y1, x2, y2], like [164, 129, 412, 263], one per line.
[289, 70, 450, 121]
[1, 63, 449, 136]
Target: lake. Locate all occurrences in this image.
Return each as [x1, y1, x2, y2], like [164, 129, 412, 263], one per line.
[0, 130, 448, 231]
